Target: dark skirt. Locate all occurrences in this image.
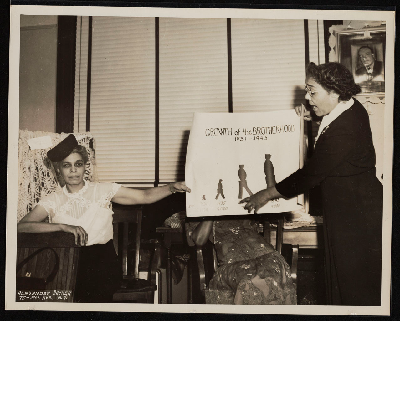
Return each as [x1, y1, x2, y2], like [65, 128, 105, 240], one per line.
[322, 169, 383, 306]
[74, 240, 121, 303]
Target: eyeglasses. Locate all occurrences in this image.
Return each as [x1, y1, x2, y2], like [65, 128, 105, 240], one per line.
[304, 86, 316, 96]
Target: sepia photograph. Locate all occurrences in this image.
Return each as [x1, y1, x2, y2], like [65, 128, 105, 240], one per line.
[7, 5, 395, 314]
[336, 26, 386, 94]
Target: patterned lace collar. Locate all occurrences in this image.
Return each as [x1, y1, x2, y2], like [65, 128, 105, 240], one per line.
[63, 180, 89, 198]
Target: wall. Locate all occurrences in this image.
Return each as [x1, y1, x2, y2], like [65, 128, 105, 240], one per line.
[19, 15, 58, 132]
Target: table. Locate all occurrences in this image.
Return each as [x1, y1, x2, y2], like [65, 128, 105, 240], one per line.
[270, 224, 324, 249]
[269, 223, 324, 281]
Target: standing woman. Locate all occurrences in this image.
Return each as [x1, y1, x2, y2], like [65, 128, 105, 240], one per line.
[241, 62, 383, 306]
[18, 134, 191, 302]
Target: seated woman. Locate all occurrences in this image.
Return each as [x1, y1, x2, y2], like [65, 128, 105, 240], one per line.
[18, 134, 191, 302]
[186, 217, 296, 305]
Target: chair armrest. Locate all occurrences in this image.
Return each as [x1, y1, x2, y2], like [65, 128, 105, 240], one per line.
[18, 232, 81, 248]
[195, 241, 217, 293]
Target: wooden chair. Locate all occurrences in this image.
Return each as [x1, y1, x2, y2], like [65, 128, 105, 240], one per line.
[16, 232, 81, 302]
[16, 131, 94, 302]
[16, 205, 161, 303]
[195, 214, 299, 298]
[112, 203, 160, 303]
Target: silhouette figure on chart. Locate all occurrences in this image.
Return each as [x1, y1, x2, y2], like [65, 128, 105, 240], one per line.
[238, 165, 253, 199]
[264, 154, 276, 188]
[215, 179, 225, 199]
[202, 195, 206, 201]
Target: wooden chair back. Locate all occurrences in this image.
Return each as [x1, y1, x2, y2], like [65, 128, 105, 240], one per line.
[111, 203, 158, 303]
[16, 232, 81, 302]
[112, 203, 142, 278]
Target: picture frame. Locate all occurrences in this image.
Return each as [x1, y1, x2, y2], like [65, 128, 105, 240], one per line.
[336, 27, 386, 95]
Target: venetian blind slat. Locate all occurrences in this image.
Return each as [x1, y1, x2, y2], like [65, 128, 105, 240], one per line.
[79, 16, 156, 183]
[231, 19, 306, 112]
[159, 18, 229, 183]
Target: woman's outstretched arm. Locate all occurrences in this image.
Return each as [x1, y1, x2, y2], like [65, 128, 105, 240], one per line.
[111, 182, 191, 205]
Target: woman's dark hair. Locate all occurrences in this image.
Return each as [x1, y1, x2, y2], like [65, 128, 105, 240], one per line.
[306, 62, 361, 101]
[70, 145, 89, 164]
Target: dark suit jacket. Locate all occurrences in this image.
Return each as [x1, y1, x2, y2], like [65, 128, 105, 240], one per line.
[355, 61, 384, 79]
[275, 99, 382, 305]
[275, 99, 377, 198]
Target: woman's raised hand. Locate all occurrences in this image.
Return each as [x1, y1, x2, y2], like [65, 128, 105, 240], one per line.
[295, 104, 312, 121]
[239, 189, 270, 213]
[61, 224, 88, 246]
[239, 186, 282, 213]
[170, 182, 191, 193]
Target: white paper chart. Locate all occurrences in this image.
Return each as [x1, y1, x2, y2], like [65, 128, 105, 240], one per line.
[185, 110, 303, 217]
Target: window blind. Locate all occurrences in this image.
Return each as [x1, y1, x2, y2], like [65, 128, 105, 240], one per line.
[231, 19, 306, 112]
[308, 20, 326, 65]
[158, 18, 229, 183]
[74, 16, 89, 133]
[74, 17, 324, 185]
[75, 16, 156, 184]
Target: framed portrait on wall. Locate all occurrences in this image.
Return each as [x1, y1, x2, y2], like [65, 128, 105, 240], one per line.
[336, 27, 385, 94]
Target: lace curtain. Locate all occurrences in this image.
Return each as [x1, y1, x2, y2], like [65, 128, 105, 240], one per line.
[18, 131, 97, 222]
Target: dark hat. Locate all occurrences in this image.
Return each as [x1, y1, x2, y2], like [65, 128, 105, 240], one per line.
[47, 134, 79, 162]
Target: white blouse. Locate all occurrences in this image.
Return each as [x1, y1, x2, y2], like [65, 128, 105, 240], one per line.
[39, 181, 121, 246]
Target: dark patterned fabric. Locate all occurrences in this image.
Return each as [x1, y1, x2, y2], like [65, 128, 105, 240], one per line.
[186, 219, 296, 305]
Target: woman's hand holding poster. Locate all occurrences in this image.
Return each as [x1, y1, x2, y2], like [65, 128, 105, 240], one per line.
[185, 110, 303, 217]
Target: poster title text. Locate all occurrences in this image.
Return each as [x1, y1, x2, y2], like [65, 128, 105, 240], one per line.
[205, 125, 296, 137]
